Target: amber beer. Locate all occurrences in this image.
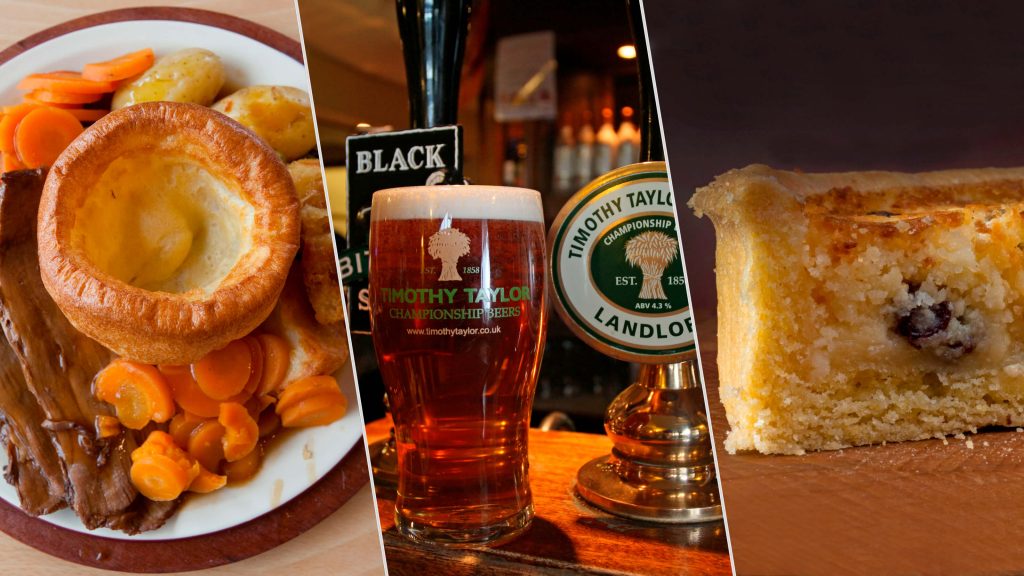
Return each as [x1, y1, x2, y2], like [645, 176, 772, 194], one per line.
[369, 185, 547, 545]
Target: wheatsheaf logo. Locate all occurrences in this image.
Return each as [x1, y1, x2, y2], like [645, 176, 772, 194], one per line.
[428, 227, 470, 281]
[625, 231, 678, 300]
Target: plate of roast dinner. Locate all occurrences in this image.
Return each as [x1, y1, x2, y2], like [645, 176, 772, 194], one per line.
[0, 7, 361, 566]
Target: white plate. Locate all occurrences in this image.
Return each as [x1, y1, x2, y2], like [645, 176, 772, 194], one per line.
[0, 20, 361, 541]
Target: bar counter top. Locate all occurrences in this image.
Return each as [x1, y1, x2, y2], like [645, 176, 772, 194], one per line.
[365, 419, 731, 576]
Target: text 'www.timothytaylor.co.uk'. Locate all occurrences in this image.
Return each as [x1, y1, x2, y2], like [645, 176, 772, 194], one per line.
[406, 326, 501, 337]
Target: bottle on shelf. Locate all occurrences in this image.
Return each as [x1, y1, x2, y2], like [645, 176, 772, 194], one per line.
[574, 110, 595, 187]
[594, 107, 618, 176]
[616, 106, 638, 167]
[553, 119, 576, 195]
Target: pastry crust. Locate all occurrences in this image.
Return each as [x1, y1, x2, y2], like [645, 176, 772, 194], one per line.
[38, 102, 300, 365]
[691, 164, 1024, 220]
[692, 164, 1024, 454]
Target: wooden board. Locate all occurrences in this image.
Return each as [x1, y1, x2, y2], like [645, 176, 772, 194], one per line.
[701, 314, 1024, 575]
[367, 420, 731, 576]
[0, 443, 369, 573]
[0, 6, 301, 65]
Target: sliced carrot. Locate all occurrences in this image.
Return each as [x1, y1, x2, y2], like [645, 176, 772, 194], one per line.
[131, 454, 191, 501]
[94, 359, 175, 429]
[17, 71, 115, 94]
[95, 415, 121, 439]
[224, 443, 263, 483]
[82, 48, 155, 82]
[243, 337, 264, 395]
[22, 95, 75, 109]
[193, 340, 252, 400]
[19, 101, 108, 124]
[256, 334, 290, 396]
[276, 376, 347, 429]
[0, 103, 38, 155]
[188, 465, 228, 494]
[280, 393, 348, 428]
[13, 107, 83, 169]
[92, 365, 120, 403]
[219, 402, 259, 462]
[1, 152, 25, 173]
[169, 411, 207, 448]
[61, 108, 108, 123]
[161, 365, 220, 418]
[188, 420, 226, 472]
[25, 89, 103, 105]
[276, 375, 342, 413]
[134, 431, 200, 478]
[131, 430, 200, 501]
[1, 105, 25, 114]
[133, 430, 182, 460]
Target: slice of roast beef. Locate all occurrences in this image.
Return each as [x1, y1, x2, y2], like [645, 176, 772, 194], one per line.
[0, 169, 137, 529]
[104, 494, 180, 535]
[0, 324, 65, 516]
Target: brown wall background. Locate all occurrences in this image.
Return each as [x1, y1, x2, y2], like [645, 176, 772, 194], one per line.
[644, 0, 1024, 320]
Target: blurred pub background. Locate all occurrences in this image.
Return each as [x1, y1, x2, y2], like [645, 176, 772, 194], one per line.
[298, 0, 647, 431]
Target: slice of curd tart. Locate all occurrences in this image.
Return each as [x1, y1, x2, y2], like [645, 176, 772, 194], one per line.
[691, 164, 1024, 455]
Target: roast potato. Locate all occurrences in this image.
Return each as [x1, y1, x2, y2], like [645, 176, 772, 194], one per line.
[288, 159, 344, 325]
[112, 48, 225, 110]
[212, 86, 315, 161]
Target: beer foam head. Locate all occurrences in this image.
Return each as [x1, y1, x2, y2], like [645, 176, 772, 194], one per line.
[371, 185, 544, 222]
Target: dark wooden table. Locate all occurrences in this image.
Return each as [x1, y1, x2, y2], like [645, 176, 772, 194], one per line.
[700, 313, 1024, 576]
[365, 419, 731, 576]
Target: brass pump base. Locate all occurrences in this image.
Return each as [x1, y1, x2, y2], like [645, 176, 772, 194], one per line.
[576, 362, 723, 523]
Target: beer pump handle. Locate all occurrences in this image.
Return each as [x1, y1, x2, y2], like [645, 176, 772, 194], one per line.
[626, 0, 664, 163]
[395, 0, 473, 130]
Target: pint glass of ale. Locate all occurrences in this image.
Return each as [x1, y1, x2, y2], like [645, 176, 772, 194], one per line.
[369, 185, 547, 546]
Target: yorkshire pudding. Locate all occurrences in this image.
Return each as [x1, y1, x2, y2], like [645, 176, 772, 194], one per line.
[38, 102, 300, 365]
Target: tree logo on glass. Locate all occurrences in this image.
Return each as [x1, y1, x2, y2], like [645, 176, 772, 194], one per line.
[428, 227, 470, 282]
